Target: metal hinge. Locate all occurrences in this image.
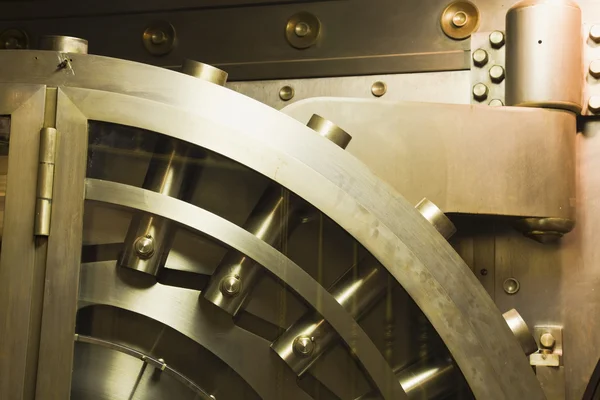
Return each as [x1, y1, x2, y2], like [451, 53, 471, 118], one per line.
[34, 127, 57, 236]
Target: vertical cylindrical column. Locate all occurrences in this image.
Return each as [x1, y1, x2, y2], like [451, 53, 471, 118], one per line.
[505, 0, 582, 112]
[203, 115, 352, 315]
[120, 61, 227, 276]
[271, 199, 456, 376]
[39, 35, 88, 54]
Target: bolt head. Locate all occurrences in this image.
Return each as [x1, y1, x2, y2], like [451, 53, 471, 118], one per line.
[451, 11, 468, 28]
[134, 235, 155, 259]
[371, 81, 387, 97]
[150, 30, 167, 45]
[591, 25, 600, 43]
[540, 333, 556, 349]
[293, 336, 315, 356]
[279, 85, 294, 101]
[503, 277, 520, 295]
[472, 83, 489, 102]
[489, 31, 505, 48]
[590, 60, 600, 79]
[220, 275, 242, 297]
[489, 99, 504, 107]
[294, 22, 310, 37]
[489, 65, 505, 83]
[472, 49, 489, 67]
[589, 96, 600, 113]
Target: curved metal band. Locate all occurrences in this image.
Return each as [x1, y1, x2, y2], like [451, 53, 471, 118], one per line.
[57, 78, 544, 399]
[84, 178, 407, 400]
[75, 334, 212, 398]
[79, 260, 309, 400]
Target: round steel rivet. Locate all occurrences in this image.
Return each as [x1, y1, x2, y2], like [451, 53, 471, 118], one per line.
[371, 81, 387, 97]
[151, 31, 167, 45]
[294, 22, 310, 37]
[590, 25, 600, 43]
[489, 30, 505, 48]
[472, 48, 488, 67]
[293, 335, 315, 356]
[472, 83, 489, 102]
[279, 85, 294, 101]
[589, 96, 600, 113]
[540, 333, 556, 349]
[220, 275, 242, 297]
[590, 60, 600, 79]
[451, 11, 468, 27]
[134, 235, 155, 259]
[489, 65, 505, 83]
[480, 268, 488, 276]
[503, 277, 520, 295]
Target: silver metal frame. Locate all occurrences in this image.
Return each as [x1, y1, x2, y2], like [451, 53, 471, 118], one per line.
[0, 51, 545, 399]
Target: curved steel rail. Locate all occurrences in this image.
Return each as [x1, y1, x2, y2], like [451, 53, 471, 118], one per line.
[85, 178, 406, 399]
[0, 50, 544, 399]
[79, 260, 309, 400]
[74, 334, 213, 399]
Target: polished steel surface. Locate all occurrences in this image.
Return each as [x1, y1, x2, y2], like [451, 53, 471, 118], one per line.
[306, 114, 352, 149]
[283, 97, 576, 221]
[502, 308, 538, 356]
[38, 35, 88, 54]
[181, 59, 228, 85]
[505, 0, 583, 112]
[415, 198, 456, 240]
[0, 84, 46, 400]
[85, 178, 406, 399]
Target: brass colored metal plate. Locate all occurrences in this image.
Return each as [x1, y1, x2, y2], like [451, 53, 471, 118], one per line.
[285, 12, 321, 49]
[142, 20, 176, 56]
[440, 1, 480, 40]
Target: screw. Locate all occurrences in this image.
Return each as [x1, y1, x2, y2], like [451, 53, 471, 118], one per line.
[150, 30, 167, 45]
[590, 60, 600, 79]
[489, 99, 504, 107]
[591, 25, 600, 43]
[489, 65, 505, 83]
[294, 22, 310, 37]
[473, 83, 489, 102]
[503, 277, 520, 295]
[480, 269, 488, 276]
[489, 31, 505, 48]
[134, 235, 155, 259]
[540, 333, 556, 349]
[279, 85, 294, 101]
[293, 335, 315, 356]
[451, 11, 468, 28]
[371, 81, 387, 97]
[589, 96, 600, 113]
[472, 49, 489, 67]
[220, 275, 242, 297]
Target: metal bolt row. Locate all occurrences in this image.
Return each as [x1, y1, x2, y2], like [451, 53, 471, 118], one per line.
[589, 26, 600, 114]
[472, 31, 505, 104]
[278, 81, 389, 102]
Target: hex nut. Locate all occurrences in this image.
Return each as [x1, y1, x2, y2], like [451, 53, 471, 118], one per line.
[590, 60, 600, 79]
[591, 25, 600, 43]
[472, 83, 489, 102]
[489, 31, 505, 48]
[472, 48, 489, 67]
[489, 99, 504, 107]
[489, 65, 505, 83]
[589, 96, 600, 113]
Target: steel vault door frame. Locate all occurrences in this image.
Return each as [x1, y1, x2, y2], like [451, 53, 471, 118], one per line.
[0, 83, 47, 400]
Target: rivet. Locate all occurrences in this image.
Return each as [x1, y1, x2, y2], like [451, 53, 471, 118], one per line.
[472, 83, 489, 102]
[220, 275, 242, 297]
[371, 81, 387, 97]
[489, 31, 505, 48]
[279, 85, 294, 101]
[472, 48, 488, 67]
[489, 99, 504, 107]
[451, 11, 468, 28]
[590, 60, 600, 79]
[294, 22, 310, 37]
[540, 333, 556, 349]
[503, 277, 520, 295]
[489, 65, 505, 83]
[134, 235, 155, 259]
[293, 335, 315, 356]
[590, 25, 600, 43]
[589, 96, 600, 113]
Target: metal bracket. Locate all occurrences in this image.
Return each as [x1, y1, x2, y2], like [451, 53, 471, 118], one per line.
[34, 127, 57, 236]
[530, 325, 563, 367]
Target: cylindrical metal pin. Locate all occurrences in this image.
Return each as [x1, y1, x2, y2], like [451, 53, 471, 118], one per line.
[203, 116, 352, 315]
[39, 35, 88, 54]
